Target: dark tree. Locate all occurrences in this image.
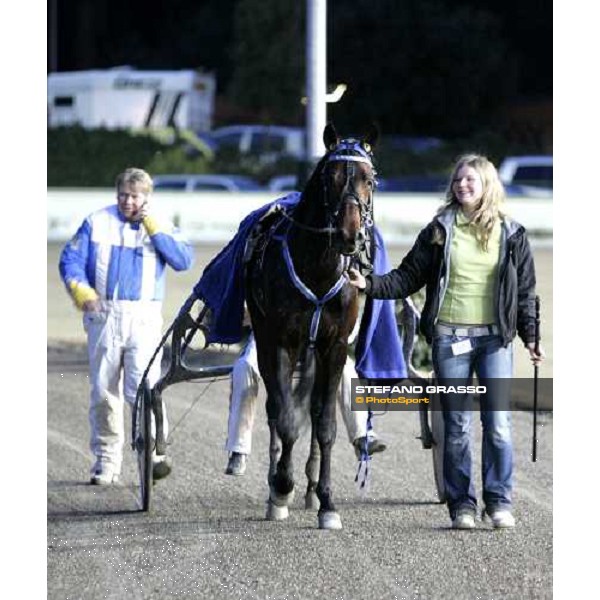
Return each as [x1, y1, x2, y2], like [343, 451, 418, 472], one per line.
[328, 0, 519, 136]
[50, 0, 550, 139]
[52, 0, 239, 92]
[226, 0, 305, 123]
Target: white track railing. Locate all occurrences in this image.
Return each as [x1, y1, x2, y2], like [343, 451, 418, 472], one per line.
[47, 189, 552, 247]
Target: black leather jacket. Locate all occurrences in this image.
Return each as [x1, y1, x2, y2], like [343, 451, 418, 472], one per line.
[365, 208, 537, 347]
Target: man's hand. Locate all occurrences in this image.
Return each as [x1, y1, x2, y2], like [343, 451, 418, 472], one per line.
[82, 299, 101, 312]
[131, 200, 150, 222]
[346, 267, 367, 290]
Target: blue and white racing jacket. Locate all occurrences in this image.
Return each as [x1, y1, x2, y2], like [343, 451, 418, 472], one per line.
[59, 204, 194, 309]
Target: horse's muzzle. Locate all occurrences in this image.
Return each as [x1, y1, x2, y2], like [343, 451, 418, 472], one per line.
[338, 227, 366, 256]
[338, 197, 365, 255]
[355, 228, 366, 246]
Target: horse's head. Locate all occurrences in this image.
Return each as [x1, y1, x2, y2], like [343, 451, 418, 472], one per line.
[321, 123, 379, 256]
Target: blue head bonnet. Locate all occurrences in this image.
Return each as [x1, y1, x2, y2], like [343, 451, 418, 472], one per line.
[326, 139, 374, 166]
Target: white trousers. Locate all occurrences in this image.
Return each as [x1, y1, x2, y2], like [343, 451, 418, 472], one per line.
[225, 335, 374, 454]
[84, 301, 167, 473]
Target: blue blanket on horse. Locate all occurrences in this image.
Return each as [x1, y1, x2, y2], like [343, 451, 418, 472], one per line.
[193, 193, 407, 379]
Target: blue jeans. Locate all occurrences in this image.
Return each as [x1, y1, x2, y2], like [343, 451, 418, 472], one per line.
[432, 332, 513, 519]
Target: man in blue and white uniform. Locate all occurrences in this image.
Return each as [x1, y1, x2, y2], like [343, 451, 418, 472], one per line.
[59, 167, 194, 485]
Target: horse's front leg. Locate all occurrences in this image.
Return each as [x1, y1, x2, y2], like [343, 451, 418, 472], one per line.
[267, 420, 282, 488]
[304, 423, 320, 510]
[264, 347, 297, 520]
[314, 350, 345, 530]
[315, 391, 341, 529]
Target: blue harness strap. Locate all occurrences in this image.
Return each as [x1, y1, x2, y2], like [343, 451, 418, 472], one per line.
[354, 407, 374, 492]
[280, 236, 346, 347]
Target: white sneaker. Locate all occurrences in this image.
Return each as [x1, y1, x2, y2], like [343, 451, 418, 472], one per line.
[452, 512, 476, 530]
[225, 452, 247, 476]
[90, 462, 119, 485]
[490, 510, 515, 529]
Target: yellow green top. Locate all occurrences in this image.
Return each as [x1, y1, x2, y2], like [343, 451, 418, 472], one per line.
[438, 210, 501, 325]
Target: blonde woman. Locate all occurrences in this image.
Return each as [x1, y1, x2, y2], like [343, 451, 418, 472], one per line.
[348, 154, 545, 530]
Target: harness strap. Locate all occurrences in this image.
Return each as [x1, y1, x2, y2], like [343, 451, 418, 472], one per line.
[280, 236, 346, 347]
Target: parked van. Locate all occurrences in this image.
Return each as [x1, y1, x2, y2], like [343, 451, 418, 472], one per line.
[498, 155, 553, 190]
[48, 67, 216, 131]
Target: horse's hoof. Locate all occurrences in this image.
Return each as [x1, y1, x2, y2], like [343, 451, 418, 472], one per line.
[270, 487, 295, 507]
[266, 499, 289, 521]
[318, 511, 342, 530]
[305, 491, 319, 510]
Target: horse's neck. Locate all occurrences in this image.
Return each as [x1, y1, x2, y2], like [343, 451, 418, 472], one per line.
[286, 188, 344, 293]
[293, 194, 327, 228]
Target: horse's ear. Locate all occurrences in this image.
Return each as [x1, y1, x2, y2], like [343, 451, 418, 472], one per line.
[323, 122, 339, 151]
[362, 123, 380, 153]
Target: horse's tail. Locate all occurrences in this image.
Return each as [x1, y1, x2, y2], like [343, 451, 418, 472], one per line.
[292, 345, 316, 435]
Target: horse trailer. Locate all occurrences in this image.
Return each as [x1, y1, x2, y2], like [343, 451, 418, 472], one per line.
[47, 67, 216, 132]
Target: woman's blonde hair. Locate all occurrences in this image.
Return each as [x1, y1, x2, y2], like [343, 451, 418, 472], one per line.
[115, 167, 153, 194]
[439, 154, 506, 250]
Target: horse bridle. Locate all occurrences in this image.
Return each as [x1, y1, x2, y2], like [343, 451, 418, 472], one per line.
[323, 139, 376, 232]
[280, 139, 376, 243]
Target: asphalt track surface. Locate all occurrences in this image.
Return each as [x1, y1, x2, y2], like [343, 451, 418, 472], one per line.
[48, 243, 553, 599]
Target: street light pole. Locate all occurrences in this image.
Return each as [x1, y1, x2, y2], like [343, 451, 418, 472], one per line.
[306, 0, 327, 164]
[49, 0, 58, 72]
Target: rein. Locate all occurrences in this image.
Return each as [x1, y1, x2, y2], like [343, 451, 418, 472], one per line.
[278, 209, 337, 235]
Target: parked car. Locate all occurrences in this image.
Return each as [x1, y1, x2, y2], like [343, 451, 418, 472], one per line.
[266, 168, 554, 200]
[503, 183, 553, 198]
[498, 155, 553, 190]
[199, 125, 306, 164]
[267, 174, 300, 193]
[152, 174, 264, 192]
[377, 175, 447, 193]
[268, 174, 449, 194]
[380, 135, 444, 154]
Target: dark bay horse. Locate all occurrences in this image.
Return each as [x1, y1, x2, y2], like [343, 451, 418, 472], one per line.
[245, 123, 378, 529]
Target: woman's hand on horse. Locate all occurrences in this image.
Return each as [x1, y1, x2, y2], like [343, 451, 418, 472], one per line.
[346, 267, 366, 290]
